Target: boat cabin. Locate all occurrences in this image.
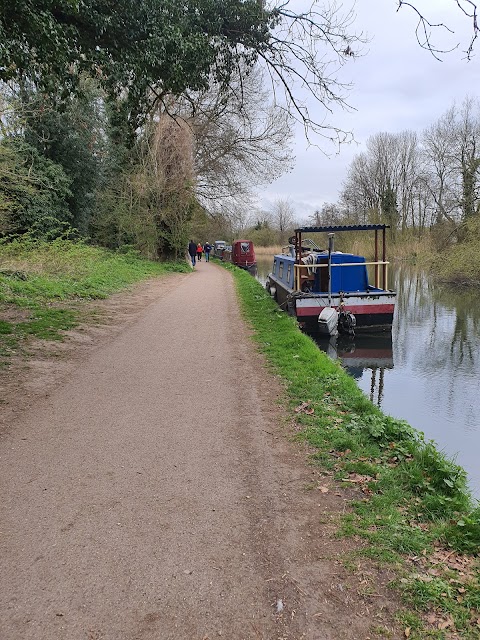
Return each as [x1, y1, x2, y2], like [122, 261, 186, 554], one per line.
[272, 252, 374, 293]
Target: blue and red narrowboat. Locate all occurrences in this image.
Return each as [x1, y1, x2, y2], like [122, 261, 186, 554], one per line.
[265, 224, 396, 335]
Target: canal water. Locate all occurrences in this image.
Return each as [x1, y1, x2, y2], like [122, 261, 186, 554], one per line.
[255, 256, 480, 498]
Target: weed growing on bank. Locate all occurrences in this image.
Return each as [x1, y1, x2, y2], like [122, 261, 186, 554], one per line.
[226, 263, 480, 639]
[0, 236, 189, 362]
[430, 219, 480, 285]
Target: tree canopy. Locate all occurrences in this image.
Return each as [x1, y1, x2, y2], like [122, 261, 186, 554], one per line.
[1, 1, 362, 142]
[2, 1, 478, 141]
[1, 1, 275, 130]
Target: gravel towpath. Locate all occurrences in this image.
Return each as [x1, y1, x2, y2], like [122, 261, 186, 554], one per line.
[0, 261, 399, 640]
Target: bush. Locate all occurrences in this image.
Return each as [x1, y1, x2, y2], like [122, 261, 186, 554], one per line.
[0, 139, 72, 239]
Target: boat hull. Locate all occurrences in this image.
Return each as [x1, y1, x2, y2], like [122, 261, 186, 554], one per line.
[268, 275, 395, 332]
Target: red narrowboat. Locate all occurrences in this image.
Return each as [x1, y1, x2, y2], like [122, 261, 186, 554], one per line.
[224, 240, 257, 271]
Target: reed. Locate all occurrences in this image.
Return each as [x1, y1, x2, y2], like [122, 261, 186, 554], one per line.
[254, 245, 283, 256]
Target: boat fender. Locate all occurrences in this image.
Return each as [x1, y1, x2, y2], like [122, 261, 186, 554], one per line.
[318, 307, 339, 336]
[269, 286, 277, 300]
[338, 309, 356, 337]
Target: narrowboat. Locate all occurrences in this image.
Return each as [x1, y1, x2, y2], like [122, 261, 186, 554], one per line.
[223, 240, 257, 271]
[265, 224, 396, 335]
[214, 240, 227, 258]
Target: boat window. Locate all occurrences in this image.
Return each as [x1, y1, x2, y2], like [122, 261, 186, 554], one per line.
[279, 261, 284, 278]
[287, 263, 292, 282]
[240, 242, 250, 254]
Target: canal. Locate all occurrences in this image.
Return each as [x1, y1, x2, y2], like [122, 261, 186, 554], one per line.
[255, 256, 480, 497]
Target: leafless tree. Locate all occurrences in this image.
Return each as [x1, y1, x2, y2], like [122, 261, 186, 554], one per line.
[340, 130, 426, 230]
[177, 67, 294, 221]
[255, 2, 366, 145]
[270, 198, 296, 236]
[396, 0, 479, 60]
[422, 108, 459, 225]
[255, 1, 478, 148]
[308, 203, 346, 226]
[422, 98, 480, 227]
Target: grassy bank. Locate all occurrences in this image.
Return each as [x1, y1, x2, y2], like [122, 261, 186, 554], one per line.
[227, 263, 480, 639]
[0, 236, 189, 364]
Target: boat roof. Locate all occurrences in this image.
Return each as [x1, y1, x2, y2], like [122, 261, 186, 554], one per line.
[294, 224, 390, 233]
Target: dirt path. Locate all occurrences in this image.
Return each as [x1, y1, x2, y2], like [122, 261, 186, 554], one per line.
[0, 262, 401, 640]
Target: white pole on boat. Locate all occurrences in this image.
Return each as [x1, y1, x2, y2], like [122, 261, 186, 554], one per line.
[327, 233, 334, 306]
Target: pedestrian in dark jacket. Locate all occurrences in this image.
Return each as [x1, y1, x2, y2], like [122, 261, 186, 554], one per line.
[188, 240, 197, 266]
[204, 242, 212, 262]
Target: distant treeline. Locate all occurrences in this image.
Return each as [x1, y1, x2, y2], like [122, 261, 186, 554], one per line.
[308, 98, 480, 244]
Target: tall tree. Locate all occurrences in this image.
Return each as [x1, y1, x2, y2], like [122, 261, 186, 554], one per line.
[422, 108, 460, 225]
[19, 78, 107, 235]
[423, 99, 480, 227]
[270, 198, 295, 242]
[455, 98, 480, 220]
[184, 67, 293, 218]
[92, 113, 197, 258]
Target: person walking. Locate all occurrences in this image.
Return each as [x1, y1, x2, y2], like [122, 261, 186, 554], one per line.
[196, 243, 203, 262]
[188, 240, 197, 267]
[203, 242, 212, 262]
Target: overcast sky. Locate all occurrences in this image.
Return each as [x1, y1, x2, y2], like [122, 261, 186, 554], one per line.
[258, 0, 480, 222]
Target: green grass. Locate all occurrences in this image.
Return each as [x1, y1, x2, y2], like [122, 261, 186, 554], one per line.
[0, 237, 190, 363]
[225, 262, 480, 639]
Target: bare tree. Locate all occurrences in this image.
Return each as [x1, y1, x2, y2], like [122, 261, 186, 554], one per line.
[422, 98, 480, 228]
[255, 2, 365, 145]
[422, 108, 459, 225]
[177, 67, 294, 221]
[270, 198, 296, 242]
[396, 0, 479, 60]
[340, 130, 425, 231]
[308, 203, 345, 226]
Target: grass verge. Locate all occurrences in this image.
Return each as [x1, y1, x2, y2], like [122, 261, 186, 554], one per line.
[0, 236, 189, 364]
[226, 262, 480, 639]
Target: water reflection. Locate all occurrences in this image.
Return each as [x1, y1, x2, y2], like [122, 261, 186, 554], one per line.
[315, 334, 393, 406]
[255, 256, 275, 287]
[256, 255, 480, 497]
[388, 267, 480, 496]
